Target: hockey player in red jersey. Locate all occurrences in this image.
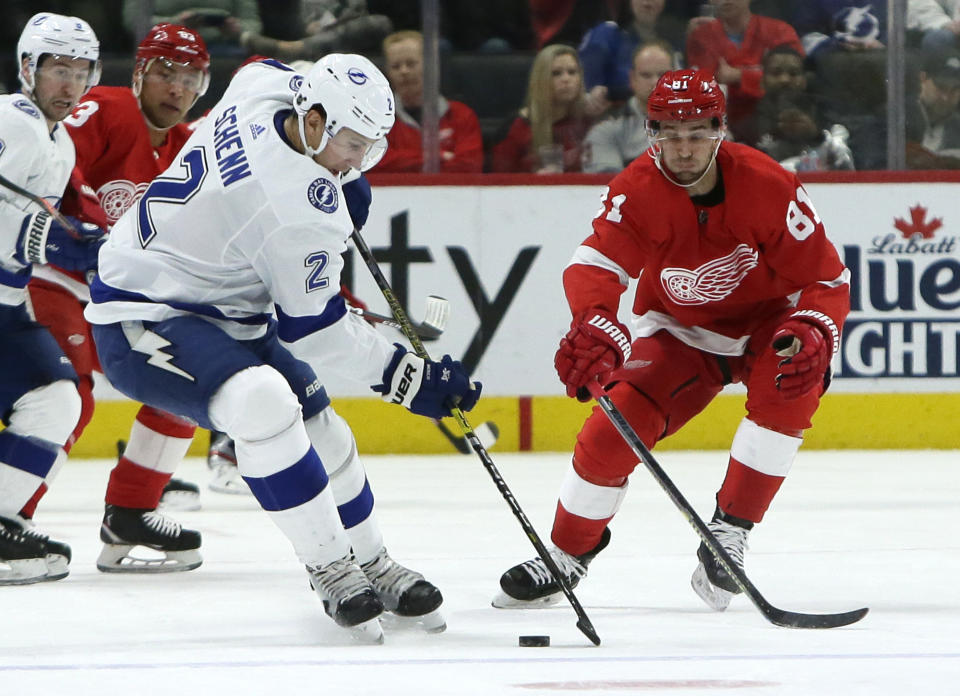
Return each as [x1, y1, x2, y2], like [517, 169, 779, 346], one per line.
[494, 69, 850, 612]
[26, 24, 212, 572]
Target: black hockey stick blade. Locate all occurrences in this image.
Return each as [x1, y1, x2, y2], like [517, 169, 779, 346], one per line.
[349, 307, 442, 341]
[351, 227, 601, 646]
[586, 382, 868, 630]
[434, 418, 499, 454]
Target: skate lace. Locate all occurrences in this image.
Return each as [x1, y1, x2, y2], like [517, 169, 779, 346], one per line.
[362, 549, 423, 598]
[1, 517, 47, 545]
[709, 520, 749, 568]
[521, 547, 586, 587]
[142, 511, 182, 538]
[309, 556, 370, 600]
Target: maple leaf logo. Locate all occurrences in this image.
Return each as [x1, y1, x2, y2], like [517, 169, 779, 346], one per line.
[894, 204, 942, 240]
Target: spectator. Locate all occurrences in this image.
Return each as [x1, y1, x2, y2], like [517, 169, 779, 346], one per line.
[752, 47, 855, 171]
[490, 44, 595, 173]
[906, 50, 960, 168]
[122, 0, 261, 55]
[794, 1, 887, 58]
[686, 0, 804, 141]
[440, 0, 533, 52]
[241, 0, 392, 61]
[908, 0, 960, 53]
[582, 41, 673, 173]
[376, 30, 483, 173]
[579, 0, 686, 107]
[793, 2, 888, 169]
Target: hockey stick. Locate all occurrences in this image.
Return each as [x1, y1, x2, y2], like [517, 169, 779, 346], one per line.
[433, 417, 500, 454]
[585, 381, 868, 629]
[351, 228, 601, 646]
[349, 295, 448, 340]
[0, 171, 81, 238]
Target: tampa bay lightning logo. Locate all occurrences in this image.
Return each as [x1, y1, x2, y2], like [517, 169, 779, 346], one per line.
[290, 75, 303, 92]
[347, 68, 368, 85]
[307, 178, 338, 213]
[13, 98, 40, 119]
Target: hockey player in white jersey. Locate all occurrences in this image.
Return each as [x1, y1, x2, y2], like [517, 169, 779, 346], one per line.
[84, 55, 480, 640]
[0, 13, 104, 584]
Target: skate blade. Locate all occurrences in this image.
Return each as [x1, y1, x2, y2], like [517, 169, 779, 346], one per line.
[96, 545, 203, 574]
[380, 610, 447, 633]
[44, 553, 70, 581]
[208, 468, 251, 495]
[690, 563, 734, 611]
[0, 557, 59, 586]
[348, 617, 384, 644]
[158, 491, 202, 511]
[491, 589, 562, 610]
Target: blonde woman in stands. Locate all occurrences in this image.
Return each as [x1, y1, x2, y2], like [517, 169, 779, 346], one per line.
[490, 44, 595, 173]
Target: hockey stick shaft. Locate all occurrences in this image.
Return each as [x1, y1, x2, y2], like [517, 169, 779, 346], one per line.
[351, 228, 601, 645]
[0, 171, 80, 238]
[585, 381, 867, 629]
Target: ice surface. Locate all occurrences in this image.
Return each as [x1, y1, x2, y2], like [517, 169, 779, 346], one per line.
[1, 450, 958, 694]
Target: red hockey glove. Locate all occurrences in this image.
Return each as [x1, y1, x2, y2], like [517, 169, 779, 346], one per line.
[772, 318, 831, 400]
[555, 310, 632, 401]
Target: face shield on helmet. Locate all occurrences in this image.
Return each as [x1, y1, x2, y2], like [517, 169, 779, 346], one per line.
[17, 12, 101, 96]
[293, 54, 395, 172]
[645, 69, 727, 188]
[133, 24, 211, 106]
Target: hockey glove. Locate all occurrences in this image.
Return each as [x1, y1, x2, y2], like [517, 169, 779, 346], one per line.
[555, 310, 632, 401]
[772, 317, 831, 400]
[343, 174, 372, 230]
[374, 344, 482, 419]
[16, 210, 105, 272]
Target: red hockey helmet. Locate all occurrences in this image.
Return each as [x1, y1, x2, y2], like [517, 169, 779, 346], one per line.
[133, 23, 210, 98]
[647, 68, 725, 127]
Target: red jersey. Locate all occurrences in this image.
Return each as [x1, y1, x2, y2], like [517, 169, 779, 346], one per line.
[378, 98, 483, 173]
[490, 113, 592, 173]
[63, 86, 194, 226]
[563, 142, 849, 356]
[686, 16, 804, 138]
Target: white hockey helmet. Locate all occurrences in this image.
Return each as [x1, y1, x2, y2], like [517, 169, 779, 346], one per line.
[293, 53, 395, 171]
[17, 12, 101, 95]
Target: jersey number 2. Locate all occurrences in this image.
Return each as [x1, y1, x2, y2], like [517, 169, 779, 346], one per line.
[304, 252, 329, 293]
[137, 148, 209, 248]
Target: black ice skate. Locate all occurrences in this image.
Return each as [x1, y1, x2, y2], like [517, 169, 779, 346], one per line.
[690, 507, 752, 611]
[206, 432, 250, 495]
[361, 547, 445, 632]
[492, 528, 611, 609]
[0, 515, 71, 585]
[97, 504, 202, 573]
[159, 477, 201, 511]
[307, 553, 384, 643]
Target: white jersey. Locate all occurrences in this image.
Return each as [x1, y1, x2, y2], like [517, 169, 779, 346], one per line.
[0, 94, 75, 307]
[85, 61, 395, 387]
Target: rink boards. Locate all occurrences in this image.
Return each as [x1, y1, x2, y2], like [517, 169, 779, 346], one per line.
[74, 173, 960, 455]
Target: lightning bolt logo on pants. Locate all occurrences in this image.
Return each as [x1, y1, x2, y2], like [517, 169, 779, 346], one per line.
[132, 330, 196, 381]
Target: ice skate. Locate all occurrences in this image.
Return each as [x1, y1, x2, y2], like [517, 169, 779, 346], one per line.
[207, 433, 250, 495]
[492, 528, 611, 609]
[159, 477, 201, 511]
[97, 504, 202, 573]
[307, 553, 384, 643]
[0, 515, 71, 585]
[361, 547, 445, 632]
[691, 508, 752, 611]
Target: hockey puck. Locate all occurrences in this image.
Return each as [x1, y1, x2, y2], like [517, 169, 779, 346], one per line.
[518, 635, 550, 647]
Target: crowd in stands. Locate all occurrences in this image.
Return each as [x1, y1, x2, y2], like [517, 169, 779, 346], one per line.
[4, 0, 960, 171]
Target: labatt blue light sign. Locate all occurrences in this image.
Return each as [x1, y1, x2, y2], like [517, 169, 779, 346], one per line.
[839, 203, 960, 379]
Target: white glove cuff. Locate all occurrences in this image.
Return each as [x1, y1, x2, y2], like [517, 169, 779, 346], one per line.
[22, 211, 52, 265]
[380, 352, 425, 409]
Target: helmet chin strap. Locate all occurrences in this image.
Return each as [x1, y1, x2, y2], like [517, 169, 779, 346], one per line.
[653, 136, 723, 189]
[298, 113, 331, 159]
